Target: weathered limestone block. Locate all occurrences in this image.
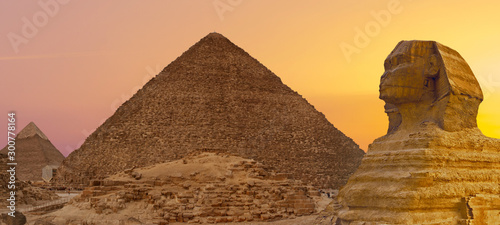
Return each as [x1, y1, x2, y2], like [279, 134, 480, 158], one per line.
[338, 41, 500, 225]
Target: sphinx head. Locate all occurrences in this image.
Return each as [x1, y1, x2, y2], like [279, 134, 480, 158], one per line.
[379, 41, 440, 104]
[379, 41, 483, 133]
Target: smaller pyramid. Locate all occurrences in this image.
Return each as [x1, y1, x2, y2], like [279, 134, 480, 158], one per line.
[0, 122, 65, 181]
[17, 122, 49, 140]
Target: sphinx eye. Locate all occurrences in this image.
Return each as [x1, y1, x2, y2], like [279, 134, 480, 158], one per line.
[397, 55, 410, 64]
[384, 60, 391, 70]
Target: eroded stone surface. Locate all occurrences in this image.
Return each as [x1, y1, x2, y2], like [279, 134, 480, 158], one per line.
[379, 41, 483, 134]
[338, 41, 500, 225]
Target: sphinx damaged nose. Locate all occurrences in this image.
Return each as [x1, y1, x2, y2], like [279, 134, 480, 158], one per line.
[380, 72, 388, 84]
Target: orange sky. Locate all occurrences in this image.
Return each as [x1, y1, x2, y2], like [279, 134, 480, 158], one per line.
[1, 0, 499, 155]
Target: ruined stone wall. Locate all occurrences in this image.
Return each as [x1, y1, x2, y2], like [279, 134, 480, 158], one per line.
[59, 153, 322, 224]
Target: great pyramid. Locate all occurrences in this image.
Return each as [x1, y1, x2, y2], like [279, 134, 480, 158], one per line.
[56, 33, 364, 189]
[0, 122, 65, 181]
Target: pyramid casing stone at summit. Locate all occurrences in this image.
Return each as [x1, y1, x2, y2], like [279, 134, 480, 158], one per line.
[0, 122, 65, 181]
[338, 41, 500, 225]
[56, 33, 365, 189]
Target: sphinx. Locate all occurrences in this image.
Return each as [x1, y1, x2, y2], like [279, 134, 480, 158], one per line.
[338, 41, 500, 225]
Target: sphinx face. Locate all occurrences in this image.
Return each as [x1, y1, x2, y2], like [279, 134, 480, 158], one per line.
[379, 43, 431, 104]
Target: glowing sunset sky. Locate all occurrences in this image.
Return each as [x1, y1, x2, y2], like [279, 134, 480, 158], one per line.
[1, 0, 499, 156]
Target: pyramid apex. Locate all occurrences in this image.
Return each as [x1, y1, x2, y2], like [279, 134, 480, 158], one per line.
[205, 32, 226, 39]
[17, 122, 49, 140]
[197, 32, 234, 44]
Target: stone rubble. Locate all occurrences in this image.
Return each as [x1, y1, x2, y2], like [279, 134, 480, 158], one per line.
[45, 152, 324, 224]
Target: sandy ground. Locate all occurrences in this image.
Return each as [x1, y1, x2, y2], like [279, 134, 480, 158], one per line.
[4, 180, 337, 225]
[23, 194, 335, 225]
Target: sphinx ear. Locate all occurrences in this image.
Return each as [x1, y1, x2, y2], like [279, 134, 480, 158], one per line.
[426, 54, 440, 77]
